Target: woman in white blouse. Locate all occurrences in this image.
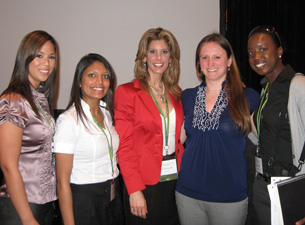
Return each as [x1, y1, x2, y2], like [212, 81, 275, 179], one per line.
[53, 53, 123, 225]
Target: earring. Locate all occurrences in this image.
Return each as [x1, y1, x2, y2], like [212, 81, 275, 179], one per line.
[279, 55, 282, 58]
[143, 61, 147, 67]
[227, 66, 231, 71]
[169, 62, 171, 67]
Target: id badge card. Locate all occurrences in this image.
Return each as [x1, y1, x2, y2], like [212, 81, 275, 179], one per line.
[160, 155, 178, 182]
[255, 155, 263, 174]
[110, 180, 115, 201]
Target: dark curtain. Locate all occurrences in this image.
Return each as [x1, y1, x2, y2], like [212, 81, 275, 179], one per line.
[220, 0, 305, 92]
[219, 2, 305, 224]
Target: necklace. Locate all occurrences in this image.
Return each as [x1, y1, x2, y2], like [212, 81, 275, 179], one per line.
[150, 82, 165, 103]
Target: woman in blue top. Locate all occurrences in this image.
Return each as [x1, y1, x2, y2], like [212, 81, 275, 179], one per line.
[176, 33, 260, 225]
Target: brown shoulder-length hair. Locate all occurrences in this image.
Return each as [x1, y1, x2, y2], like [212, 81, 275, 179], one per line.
[134, 27, 181, 100]
[195, 33, 251, 135]
[1, 30, 59, 117]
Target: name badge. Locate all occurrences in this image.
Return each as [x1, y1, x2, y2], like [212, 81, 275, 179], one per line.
[255, 155, 263, 174]
[160, 156, 178, 182]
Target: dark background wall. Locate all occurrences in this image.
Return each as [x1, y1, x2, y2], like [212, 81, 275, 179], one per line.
[219, 2, 305, 224]
[220, 0, 305, 92]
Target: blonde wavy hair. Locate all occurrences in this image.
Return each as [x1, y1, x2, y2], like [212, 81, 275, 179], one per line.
[134, 27, 181, 100]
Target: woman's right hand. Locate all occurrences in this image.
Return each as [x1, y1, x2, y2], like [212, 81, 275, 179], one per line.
[129, 191, 148, 219]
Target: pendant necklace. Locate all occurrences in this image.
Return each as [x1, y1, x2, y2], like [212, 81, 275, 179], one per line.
[150, 82, 165, 103]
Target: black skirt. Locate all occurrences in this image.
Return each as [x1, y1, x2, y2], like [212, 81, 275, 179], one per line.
[123, 179, 180, 225]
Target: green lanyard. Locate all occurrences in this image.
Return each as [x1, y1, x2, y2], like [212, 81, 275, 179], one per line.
[92, 114, 114, 177]
[256, 82, 269, 142]
[35, 101, 54, 132]
[149, 87, 170, 155]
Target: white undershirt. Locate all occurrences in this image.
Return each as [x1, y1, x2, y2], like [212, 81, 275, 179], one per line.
[161, 108, 176, 156]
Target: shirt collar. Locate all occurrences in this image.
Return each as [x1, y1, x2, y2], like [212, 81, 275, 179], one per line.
[30, 84, 46, 102]
[260, 64, 295, 87]
[200, 80, 227, 89]
[278, 64, 295, 80]
[80, 99, 107, 114]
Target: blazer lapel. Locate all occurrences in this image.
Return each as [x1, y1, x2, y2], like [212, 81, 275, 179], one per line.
[134, 80, 161, 119]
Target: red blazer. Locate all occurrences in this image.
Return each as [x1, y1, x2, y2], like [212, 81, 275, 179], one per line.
[114, 79, 184, 195]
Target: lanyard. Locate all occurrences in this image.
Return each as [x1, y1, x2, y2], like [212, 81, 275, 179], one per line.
[256, 82, 269, 142]
[92, 114, 114, 177]
[35, 101, 54, 134]
[149, 87, 170, 155]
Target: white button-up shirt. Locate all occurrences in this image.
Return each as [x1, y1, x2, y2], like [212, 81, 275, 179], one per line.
[53, 99, 119, 184]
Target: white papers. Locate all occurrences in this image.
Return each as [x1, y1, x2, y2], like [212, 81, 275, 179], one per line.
[268, 177, 290, 225]
[268, 175, 305, 225]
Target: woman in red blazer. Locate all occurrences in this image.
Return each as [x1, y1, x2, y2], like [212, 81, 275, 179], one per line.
[114, 27, 184, 225]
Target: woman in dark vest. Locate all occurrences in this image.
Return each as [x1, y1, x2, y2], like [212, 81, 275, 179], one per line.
[248, 25, 305, 225]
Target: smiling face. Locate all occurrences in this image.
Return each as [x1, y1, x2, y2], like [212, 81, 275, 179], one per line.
[199, 41, 232, 83]
[144, 39, 171, 78]
[80, 61, 110, 104]
[248, 33, 283, 80]
[28, 41, 56, 89]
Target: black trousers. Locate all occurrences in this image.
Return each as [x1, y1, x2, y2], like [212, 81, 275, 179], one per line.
[0, 197, 54, 225]
[253, 175, 271, 225]
[123, 180, 180, 225]
[71, 177, 124, 225]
